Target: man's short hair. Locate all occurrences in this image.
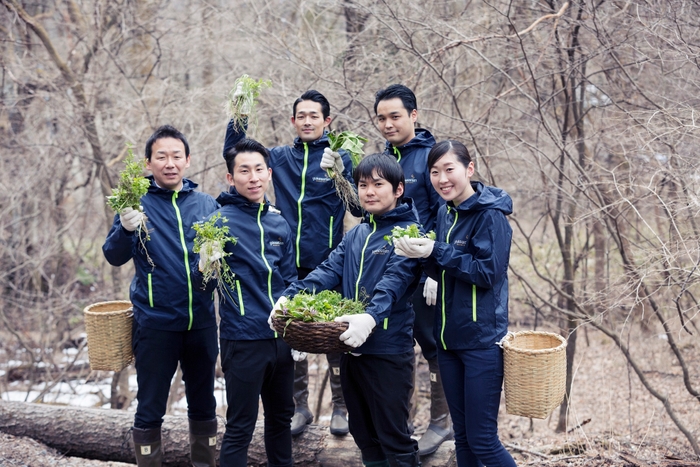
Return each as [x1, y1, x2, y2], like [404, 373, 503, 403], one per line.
[293, 90, 331, 120]
[374, 84, 417, 114]
[353, 153, 405, 203]
[145, 125, 190, 161]
[225, 138, 271, 173]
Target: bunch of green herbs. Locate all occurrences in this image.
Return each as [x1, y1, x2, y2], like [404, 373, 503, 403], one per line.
[274, 290, 365, 323]
[226, 74, 272, 130]
[326, 130, 366, 211]
[193, 213, 238, 291]
[106, 144, 153, 265]
[384, 224, 436, 245]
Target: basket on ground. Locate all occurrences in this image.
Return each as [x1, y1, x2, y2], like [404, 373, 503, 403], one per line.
[272, 318, 355, 354]
[84, 300, 134, 372]
[502, 330, 567, 419]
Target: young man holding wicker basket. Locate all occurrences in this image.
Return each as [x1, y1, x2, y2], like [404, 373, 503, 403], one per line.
[272, 154, 423, 467]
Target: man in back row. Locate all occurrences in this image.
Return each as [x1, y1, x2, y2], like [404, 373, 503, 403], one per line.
[223, 89, 362, 436]
[375, 84, 452, 456]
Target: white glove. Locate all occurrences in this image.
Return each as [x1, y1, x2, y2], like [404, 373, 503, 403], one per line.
[233, 82, 251, 115]
[335, 313, 376, 348]
[321, 148, 344, 173]
[119, 207, 144, 232]
[423, 278, 438, 307]
[198, 241, 223, 272]
[291, 349, 308, 362]
[268, 295, 289, 331]
[394, 236, 435, 259]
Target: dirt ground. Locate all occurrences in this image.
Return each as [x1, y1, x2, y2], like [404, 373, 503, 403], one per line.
[0, 327, 699, 466]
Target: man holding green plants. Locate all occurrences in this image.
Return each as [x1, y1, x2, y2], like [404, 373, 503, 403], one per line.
[195, 138, 298, 467]
[223, 88, 361, 437]
[102, 125, 219, 467]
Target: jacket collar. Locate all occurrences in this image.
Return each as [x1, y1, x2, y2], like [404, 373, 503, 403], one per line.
[217, 187, 270, 215]
[384, 128, 436, 153]
[363, 198, 420, 226]
[293, 131, 330, 151]
[146, 175, 197, 195]
[448, 181, 513, 215]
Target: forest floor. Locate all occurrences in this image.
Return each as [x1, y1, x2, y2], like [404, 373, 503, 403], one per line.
[0, 326, 699, 466]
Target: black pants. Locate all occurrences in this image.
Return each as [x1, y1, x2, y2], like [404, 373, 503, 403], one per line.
[411, 285, 437, 361]
[219, 338, 295, 467]
[132, 322, 218, 429]
[340, 351, 418, 464]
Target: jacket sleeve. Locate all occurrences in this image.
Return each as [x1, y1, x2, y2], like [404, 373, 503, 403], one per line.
[102, 214, 135, 267]
[364, 252, 421, 324]
[283, 236, 346, 297]
[339, 149, 363, 217]
[428, 210, 511, 289]
[222, 119, 248, 158]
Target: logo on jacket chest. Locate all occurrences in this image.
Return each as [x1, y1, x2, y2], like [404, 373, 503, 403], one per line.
[372, 245, 391, 255]
[312, 175, 332, 183]
[454, 237, 469, 247]
[405, 175, 418, 184]
[269, 237, 285, 247]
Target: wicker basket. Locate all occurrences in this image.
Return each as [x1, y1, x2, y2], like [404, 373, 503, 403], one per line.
[272, 317, 355, 354]
[84, 301, 134, 372]
[502, 330, 567, 419]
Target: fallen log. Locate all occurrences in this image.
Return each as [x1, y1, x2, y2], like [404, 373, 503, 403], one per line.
[0, 400, 456, 466]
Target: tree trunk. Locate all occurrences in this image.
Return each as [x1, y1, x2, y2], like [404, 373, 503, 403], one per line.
[0, 400, 456, 466]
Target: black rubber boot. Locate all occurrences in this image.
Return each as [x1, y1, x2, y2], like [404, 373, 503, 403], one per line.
[132, 426, 163, 467]
[291, 359, 313, 436]
[417, 358, 453, 456]
[328, 353, 349, 436]
[189, 418, 217, 467]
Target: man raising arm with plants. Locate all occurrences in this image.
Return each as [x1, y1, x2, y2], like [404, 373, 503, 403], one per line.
[223, 88, 361, 437]
[102, 125, 219, 467]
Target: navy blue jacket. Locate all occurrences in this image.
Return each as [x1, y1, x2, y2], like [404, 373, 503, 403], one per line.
[383, 128, 443, 234]
[423, 182, 513, 350]
[195, 188, 297, 341]
[102, 177, 219, 331]
[283, 200, 422, 354]
[224, 121, 361, 271]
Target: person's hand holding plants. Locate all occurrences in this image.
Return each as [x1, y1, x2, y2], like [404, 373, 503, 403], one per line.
[198, 240, 223, 272]
[269, 295, 289, 331]
[321, 148, 344, 175]
[119, 206, 144, 232]
[335, 313, 376, 348]
[394, 236, 435, 259]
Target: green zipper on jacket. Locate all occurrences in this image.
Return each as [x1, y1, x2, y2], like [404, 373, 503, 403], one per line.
[355, 215, 377, 301]
[258, 203, 274, 306]
[147, 273, 153, 308]
[440, 207, 459, 350]
[328, 216, 334, 249]
[172, 191, 194, 330]
[295, 143, 309, 268]
[236, 281, 244, 316]
[392, 146, 402, 162]
[472, 284, 477, 322]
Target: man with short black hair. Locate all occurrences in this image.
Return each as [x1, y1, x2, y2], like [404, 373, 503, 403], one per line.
[103, 125, 219, 467]
[375, 84, 451, 456]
